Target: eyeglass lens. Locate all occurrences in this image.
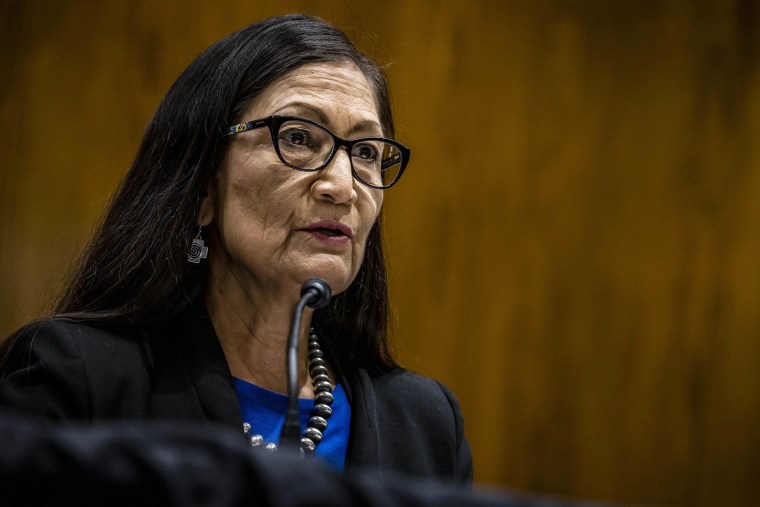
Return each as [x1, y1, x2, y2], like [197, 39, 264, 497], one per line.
[276, 119, 403, 188]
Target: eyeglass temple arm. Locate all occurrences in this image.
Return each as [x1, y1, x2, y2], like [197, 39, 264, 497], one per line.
[381, 152, 403, 170]
[226, 117, 272, 136]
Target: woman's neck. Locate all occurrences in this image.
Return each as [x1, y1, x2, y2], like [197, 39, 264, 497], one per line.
[204, 277, 315, 398]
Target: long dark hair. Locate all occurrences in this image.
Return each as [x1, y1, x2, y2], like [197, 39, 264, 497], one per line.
[1, 14, 398, 374]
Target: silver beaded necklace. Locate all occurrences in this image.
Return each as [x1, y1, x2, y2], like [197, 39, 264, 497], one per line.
[242, 328, 334, 457]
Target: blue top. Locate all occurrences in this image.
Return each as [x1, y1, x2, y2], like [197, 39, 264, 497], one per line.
[233, 377, 351, 471]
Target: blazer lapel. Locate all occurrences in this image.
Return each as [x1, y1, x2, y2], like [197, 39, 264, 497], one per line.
[341, 365, 381, 472]
[179, 310, 242, 429]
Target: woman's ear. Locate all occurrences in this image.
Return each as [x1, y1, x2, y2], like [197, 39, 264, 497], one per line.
[197, 180, 216, 226]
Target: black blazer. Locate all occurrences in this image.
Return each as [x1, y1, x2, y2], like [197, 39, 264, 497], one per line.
[0, 312, 472, 484]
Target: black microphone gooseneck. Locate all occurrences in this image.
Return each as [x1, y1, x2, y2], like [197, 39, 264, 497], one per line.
[280, 278, 332, 450]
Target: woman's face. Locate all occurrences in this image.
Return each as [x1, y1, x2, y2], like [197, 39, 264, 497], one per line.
[204, 60, 384, 299]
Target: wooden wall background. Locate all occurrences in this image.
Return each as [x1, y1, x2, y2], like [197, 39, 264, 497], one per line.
[1, 1, 759, 505]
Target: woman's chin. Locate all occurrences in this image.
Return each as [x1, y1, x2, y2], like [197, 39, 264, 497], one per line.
[291, 265, 355, 296]
[301, 272, 351, 296]
[295, 253, 354, 282]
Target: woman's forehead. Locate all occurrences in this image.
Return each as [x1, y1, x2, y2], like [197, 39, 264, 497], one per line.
[244, 61, 381, 133]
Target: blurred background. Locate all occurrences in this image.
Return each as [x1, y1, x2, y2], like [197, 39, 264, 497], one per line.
[1, 1, 759, 505]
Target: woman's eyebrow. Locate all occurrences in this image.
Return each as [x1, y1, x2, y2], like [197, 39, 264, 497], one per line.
[276, 101, 331, 124]
[347, 119, 384, 137]
[275, 101, 383, 136]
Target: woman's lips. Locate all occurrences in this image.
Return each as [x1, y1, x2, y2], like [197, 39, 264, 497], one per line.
[303, 221, 353, 246]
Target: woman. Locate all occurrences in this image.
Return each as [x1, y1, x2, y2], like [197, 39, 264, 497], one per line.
[0, 14, 471, 482]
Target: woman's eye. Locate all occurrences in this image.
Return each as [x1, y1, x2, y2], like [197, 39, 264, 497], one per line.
[355, 144, 378, 161]
[280, 128, 312, 147]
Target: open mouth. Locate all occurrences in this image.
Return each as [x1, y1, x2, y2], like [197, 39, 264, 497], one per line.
[304, 221, 353, 243]
[312, 227, 346, 237]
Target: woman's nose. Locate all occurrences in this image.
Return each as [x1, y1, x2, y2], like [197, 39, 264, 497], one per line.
[311, 148, 357, 204]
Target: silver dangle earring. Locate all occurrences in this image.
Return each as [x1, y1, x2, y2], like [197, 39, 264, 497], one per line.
[187, 225, 209, 264]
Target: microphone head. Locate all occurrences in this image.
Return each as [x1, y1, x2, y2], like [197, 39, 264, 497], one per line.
[301, 278, 332, 309]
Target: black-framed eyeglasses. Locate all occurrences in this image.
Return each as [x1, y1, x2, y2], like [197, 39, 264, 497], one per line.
[226, 115, 410, 189]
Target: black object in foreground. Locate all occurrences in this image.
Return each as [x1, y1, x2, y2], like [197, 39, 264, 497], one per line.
[0, 409, 604, 507]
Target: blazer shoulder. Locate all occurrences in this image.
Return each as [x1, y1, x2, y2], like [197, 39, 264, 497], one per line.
[0, 319, 151, 420]
[368, 369, 468, 448]
[6, 319, 149, 368]
[370, 368, 459, 411]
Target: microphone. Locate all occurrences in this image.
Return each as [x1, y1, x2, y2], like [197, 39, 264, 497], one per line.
[300, 278, 332, 310]
[280, 278, 332, 451]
